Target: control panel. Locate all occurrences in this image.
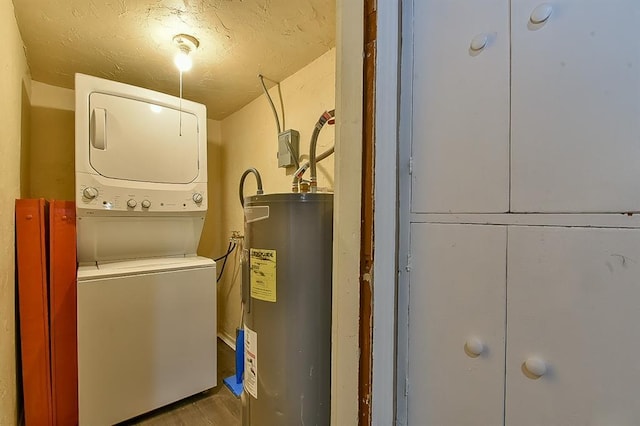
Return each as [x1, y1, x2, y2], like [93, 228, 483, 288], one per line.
[77, 174, 207, 213]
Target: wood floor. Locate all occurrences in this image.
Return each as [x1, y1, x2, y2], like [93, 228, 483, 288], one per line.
[120, 339, 241, 426]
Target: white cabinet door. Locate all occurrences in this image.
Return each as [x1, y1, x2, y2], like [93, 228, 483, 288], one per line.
[507, 226, 640, 425]
[411, 0, 510, 213]
[511, 0, 640, 213]
[408, 223, 506, 425]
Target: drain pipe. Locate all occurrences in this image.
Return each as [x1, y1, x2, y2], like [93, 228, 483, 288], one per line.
[309, 109, 335, 193]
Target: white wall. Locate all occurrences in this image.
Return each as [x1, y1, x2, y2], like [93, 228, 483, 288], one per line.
[209, 48, 336, 343]
[197, 118, 224, 277]
[0, 0, 30, 423]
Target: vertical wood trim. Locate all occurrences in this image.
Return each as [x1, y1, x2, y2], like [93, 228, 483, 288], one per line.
[333, 1, 364, 425]
[360, 0, 376, 424]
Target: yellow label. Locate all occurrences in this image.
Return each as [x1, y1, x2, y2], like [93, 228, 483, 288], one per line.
[250, 248, 277, 302]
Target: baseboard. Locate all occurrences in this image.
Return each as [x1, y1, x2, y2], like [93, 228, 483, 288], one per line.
[217, 331, 236, 351]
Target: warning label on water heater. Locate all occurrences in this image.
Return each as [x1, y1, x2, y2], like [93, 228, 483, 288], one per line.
[244, 325, 258, 399]
[250, 248, 277, 302]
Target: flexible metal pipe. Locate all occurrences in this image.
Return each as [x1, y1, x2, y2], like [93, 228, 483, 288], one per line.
[239, 168, 264, 207]
[309, 109, 335, 192]
[292, 146, 335, 192]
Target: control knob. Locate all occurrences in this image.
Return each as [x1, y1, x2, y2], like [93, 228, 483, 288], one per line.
[82, 187, 99, 200]
[127, 199, 137, 208]
[193, 193, 203, 204]
[141, 200, 151, 209]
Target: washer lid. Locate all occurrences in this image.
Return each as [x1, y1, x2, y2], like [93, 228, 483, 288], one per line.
[77, 256, 215, 280]
[88, 92, 199, 184]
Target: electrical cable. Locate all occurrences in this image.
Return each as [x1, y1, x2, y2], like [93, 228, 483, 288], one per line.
[179, 70, 183, 136]
[259, 74, 281, 133]
[276, 82, 285, 130]
[259, 74, 299, 168]
[284, 136, 300, 169]
[259, 74, 286, 131]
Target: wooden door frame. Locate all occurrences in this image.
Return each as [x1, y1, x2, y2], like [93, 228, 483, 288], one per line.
[359, 0, 376, 424]
[333, 0, 400, 424]
[359, 0, 402, 424]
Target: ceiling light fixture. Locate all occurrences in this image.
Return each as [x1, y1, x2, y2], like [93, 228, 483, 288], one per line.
[172, 34, 199, 72]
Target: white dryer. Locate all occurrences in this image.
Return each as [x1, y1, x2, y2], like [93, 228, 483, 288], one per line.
[74, 74, 216, 425]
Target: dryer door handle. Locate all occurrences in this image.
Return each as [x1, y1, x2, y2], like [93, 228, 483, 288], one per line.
[91, 108, 107, 150]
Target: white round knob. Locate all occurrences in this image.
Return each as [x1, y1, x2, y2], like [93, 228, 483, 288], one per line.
[141, 200, 151, 209]
[524, 357, 547, 378]
[127, 199, 137, 208]
[193, 193, 203, 204]
[530, 3, 553, 24]
[470, 34, 489, 52]
[465, 338, 484, 357]
[82, 187, 99, 199]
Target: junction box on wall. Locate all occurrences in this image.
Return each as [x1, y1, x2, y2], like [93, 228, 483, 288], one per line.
[277, 129, 300, 168]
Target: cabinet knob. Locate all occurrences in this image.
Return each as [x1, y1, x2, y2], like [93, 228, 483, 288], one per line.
[470, 34, 489, 52]
[524, 357, 547, 378]
[530, 3, 553, 25]
[464, 337, 484, 357]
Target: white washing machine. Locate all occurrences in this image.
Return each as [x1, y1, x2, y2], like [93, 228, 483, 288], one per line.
[75, 74, 216, 425]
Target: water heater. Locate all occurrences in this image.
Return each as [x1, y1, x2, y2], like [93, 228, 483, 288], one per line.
[241, 192, 333, 425]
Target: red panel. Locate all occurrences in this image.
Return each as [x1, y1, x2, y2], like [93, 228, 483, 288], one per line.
[15, 199, 54, 426]
[49, 201, 78, 426]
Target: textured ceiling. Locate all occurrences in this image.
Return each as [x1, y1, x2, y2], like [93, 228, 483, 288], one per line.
[13, 0, 335, 119]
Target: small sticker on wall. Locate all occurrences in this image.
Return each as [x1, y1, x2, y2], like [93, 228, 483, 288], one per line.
[244, 325, 258, 399]
[250, 248, 277, 302]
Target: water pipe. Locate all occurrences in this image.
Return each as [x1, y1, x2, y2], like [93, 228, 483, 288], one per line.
[292, 146, 335, 192]
[309, 109, 335, 192]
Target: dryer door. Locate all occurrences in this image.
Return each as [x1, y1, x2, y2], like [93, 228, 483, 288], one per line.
[88, 92, 199, 184]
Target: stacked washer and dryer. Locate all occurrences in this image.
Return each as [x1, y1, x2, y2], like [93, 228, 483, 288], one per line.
[74, 74, 217, 425]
